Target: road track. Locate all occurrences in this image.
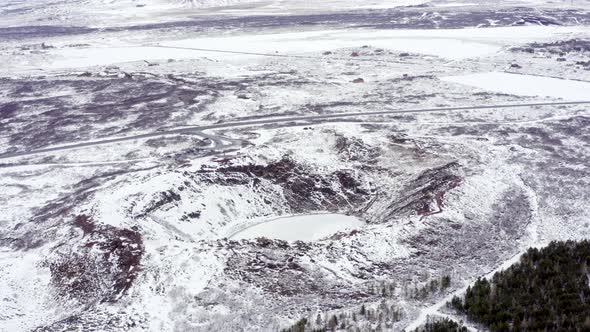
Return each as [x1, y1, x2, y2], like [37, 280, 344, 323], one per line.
[1, 100, 589, 160]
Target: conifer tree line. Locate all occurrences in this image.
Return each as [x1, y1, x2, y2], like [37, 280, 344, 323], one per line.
[281, 275, 451, 332]
[412, 317, 468, 332]
[449, 240, 590, 331]
[281, 301, 404, 332]
[281, 240, 590, 331]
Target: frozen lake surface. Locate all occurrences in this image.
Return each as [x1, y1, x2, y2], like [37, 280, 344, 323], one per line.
[231, 213, 363, 241]
[442, 72, 590, 100]
[32, 25, 588, 72]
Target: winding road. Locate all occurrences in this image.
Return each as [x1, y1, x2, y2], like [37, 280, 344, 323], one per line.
[1, 100, 589, 161]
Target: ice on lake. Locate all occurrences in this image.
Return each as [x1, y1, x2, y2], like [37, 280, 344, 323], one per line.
[442, 72, 590, 100]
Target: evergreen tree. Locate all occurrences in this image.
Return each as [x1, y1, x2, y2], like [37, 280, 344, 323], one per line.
[452, 240, 590, 332]
[327, 315, 338, 331]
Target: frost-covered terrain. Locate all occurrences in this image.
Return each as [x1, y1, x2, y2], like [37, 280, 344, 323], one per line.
[1, 0, 589, 331]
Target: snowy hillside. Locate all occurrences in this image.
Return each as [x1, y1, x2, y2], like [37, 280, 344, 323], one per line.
[1, 0, 589, 330]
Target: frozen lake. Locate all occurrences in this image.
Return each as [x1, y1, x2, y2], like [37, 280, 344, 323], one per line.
[33, 25, 589, 71]
[230, 213, 363, 241]
[442, 72, 590, 100]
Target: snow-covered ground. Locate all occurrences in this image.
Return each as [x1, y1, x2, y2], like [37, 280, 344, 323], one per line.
[229, 213, 364, 241]
[443, 72, 590, 100]
[3, 25, 588, 74]
[1, 0, 590, 331]
[0, 0, 434, 28]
